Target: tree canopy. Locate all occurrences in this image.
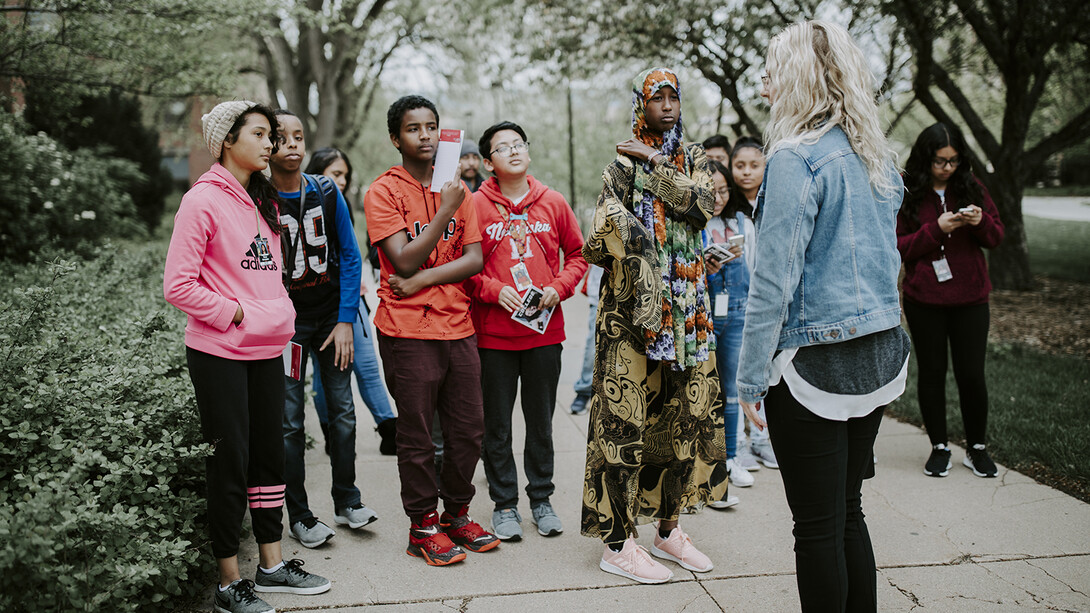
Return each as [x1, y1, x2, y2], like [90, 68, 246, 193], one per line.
[0, 0, 248, 108]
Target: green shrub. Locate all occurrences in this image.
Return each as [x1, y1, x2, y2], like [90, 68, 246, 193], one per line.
[0, 114, 147, 263]
[0, 245, 213, 611]
[25, 88, 174, 231]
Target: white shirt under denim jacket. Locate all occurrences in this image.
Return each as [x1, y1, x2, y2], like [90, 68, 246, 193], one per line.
[736, 126, 909, 419]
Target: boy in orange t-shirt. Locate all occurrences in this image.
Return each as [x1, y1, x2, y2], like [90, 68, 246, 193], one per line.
[363, 95, 498, 566]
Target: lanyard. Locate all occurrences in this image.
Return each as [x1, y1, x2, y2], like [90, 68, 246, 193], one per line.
[937, 191, 949, 256]
[493, 199, 533, 261]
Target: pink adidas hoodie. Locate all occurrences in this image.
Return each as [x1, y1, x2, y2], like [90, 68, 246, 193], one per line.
[164, 164, 296, 360]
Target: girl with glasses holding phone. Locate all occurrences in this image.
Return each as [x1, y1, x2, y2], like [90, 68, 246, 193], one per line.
[897, 122, 1005, 479]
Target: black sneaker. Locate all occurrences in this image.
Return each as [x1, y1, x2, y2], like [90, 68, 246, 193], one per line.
[923, 444, 952, 477]
[214, 579, 273, 613]
[964, 444, 998, 477]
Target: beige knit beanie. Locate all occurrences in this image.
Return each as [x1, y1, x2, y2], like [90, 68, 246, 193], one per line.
[201, 100, 258, 160]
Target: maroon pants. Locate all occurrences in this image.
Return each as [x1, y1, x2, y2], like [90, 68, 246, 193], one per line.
[378, 333, 484, 523]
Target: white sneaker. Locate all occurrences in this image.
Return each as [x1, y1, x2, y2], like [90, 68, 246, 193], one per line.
[727, 458, 754, 487]
[735, 446, 761, 471]
[707, 494, 740, 509]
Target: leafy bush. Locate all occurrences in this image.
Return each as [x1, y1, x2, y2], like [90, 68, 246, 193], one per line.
[0, 244, 214, 611]
[25, 89, 175, 231]
[0, 114, 147, 263]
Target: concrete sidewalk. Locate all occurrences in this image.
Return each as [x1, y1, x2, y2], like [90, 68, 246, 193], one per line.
[1022, 196, 1090, 222]
[230, 292, 1090, 612]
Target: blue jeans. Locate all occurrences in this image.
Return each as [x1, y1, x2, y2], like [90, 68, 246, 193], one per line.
[312, 305, 396, 427]
[285, 312, 361, 524]
[573, 297, 598, 397]
[713, 309, 744, 460]
[573, 266, 603, 397]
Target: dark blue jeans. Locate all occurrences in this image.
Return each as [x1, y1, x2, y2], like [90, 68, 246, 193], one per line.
[284, 312, 360, 524]
[765, 380, 883, 613]
[479, 344, 562, 510]
[311, 304, 396, 427]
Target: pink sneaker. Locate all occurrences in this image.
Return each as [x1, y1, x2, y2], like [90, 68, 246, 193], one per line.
[599, 538, 673, 584]
[651, 526, 713, 572]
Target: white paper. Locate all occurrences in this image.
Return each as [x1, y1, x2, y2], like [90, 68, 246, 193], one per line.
[430, 129, 464, 193]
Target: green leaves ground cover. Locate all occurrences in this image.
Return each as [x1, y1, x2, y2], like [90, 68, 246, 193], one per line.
[0, 245, 213, 612]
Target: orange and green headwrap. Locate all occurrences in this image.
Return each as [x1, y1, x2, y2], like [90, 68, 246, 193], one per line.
[631, 68, 685, 173]
[628, 68, 713, 368]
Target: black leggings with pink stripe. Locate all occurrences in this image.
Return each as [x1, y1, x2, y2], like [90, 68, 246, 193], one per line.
[187, 348, 286, 559]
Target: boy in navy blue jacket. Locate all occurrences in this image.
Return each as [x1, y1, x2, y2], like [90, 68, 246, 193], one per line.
[269, 110, 375, 548]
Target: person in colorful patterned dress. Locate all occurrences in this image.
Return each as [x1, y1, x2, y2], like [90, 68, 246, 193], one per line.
[580, 68, 727, 585]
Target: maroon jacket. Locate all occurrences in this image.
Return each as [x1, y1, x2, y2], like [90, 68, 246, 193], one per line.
[896, 180, 1004, 307]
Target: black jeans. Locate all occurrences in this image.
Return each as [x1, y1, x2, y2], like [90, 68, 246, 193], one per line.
[766, 380, 884, 613]
[903, 301, 990, 447]
[479, 344, 562, 510]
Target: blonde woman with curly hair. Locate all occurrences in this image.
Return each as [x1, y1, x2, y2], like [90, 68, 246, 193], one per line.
[737, 21, 910, 611]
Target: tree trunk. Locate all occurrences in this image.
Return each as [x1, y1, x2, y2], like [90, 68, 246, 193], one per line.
[984, 168, 1034, 291]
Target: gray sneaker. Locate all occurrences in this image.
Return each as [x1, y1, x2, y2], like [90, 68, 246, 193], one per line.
[335, 503, 378, 529]
[735, 445, 761, 471]
[491, 508, 523, 541]
[290, 517, 335, 548]
[214, 579, 273, 613]
[751, 440, 779, 469]
[254, 558, 331, 595]
[531, 502, 563, 537]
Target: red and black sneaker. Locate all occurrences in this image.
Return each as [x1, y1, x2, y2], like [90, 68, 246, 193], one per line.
[407, 511, 467, 566]
[440, 505, 500, 553]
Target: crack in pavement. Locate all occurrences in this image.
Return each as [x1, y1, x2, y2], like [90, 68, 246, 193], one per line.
[1028, 559, 1090, 599]
[275, 554, 1090, 611]
[885, 575, 922, 610]
[697, 577, 726, 612]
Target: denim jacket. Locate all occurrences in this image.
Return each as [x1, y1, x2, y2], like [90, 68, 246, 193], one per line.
[705, 211, 751, 317]
[736, 126, 904, 405]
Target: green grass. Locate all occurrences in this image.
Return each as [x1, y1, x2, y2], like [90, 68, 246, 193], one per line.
[888, 341, 1090, 500]
[1025, 216, 1090, 282]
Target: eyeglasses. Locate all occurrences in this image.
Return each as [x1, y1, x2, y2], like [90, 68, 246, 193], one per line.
[932, 156, 960, 169]
[761, 74, 770, 86]
[714, 187, 731, 198]
[490, 142, 530, 157]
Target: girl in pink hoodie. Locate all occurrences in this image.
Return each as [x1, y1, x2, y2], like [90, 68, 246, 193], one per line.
[164, 101, 330, 612]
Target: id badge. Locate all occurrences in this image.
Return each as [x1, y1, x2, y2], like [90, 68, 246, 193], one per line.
[932, 257, 953, 283]
[714, 291, 729, 317]
[510, 261, 532, 292]
[254, 235, 273, 265]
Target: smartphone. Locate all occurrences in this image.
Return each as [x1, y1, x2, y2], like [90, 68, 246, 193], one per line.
[957, 207, 973, 215]
[703, 243, 736, 264]
[728, 234, 745, 248]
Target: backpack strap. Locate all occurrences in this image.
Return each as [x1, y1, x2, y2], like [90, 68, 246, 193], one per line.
[304, 173, 341, 264]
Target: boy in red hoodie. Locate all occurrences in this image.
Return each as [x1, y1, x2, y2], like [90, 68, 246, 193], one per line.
[466, 121, 587, 541]
[363, 95, 498, 566]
